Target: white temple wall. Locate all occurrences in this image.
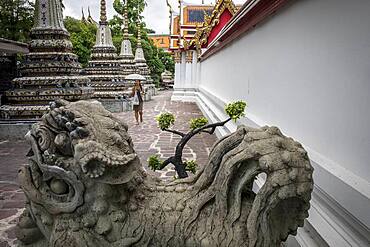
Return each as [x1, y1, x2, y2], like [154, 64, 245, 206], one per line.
[180, 52, 186, 87]
[191, 51, 198, 88]
[176, 0, 370, 245]
[196, 61, 201, 88]
[185, 59, 192, 88]
[174, 62, 181, 88]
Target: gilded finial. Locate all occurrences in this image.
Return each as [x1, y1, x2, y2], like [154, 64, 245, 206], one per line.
[137, 21, 142, 47]
[100, 0, 107, 22]
[123, 3, 129, 38]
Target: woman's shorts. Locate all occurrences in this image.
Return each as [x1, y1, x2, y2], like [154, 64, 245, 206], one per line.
[133, 102, 143, 111]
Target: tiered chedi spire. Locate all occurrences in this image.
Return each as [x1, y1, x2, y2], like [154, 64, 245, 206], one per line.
[84, 0, 127, 99]
[134, 22, 153, 83]
[0, 0, 93, 120]
[118, 4, 136, 75]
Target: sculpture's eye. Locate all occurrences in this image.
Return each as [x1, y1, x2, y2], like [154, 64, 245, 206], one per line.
[49, 178, 69, 195]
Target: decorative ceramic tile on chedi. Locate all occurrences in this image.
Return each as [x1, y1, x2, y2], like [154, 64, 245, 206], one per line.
[0, 0, 93, 120]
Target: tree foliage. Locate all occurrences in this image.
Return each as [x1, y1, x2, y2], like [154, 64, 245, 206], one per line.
[190, 117, 208, 130]
[64, 17, 97, 67]
[156, 112, 175, 130]
[185, 160, 197, 174]
[148, 155, 162, 171]
[0, 0, 34, 42]
[152, 100, 247, 178]
[225, 101, 247, 121]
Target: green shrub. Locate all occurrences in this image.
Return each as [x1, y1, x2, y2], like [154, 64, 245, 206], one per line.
[185, 160, 198, 174]
[190, 117, 208, 130]
[225, 101, 247, 122]
[148, 155, 162, 171]
[156, 112, 175, 130]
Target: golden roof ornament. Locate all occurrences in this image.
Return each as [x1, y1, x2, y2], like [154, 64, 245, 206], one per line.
[81, 7, 87, 22]
[187, 0, 237, 53]
[87, 7, 98, 26]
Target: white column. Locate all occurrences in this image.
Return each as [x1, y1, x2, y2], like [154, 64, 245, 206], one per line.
[174, 63, 181, 88]
[180, 51, 186, 88]
[171, 50, 197, 102]
[173, 51, 182, 89]
[185, 50, 193, 88]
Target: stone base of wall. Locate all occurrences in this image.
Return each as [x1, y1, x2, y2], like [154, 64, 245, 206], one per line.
[99, 86, 157, 113]
[0, 121, 33, 140]
[171, 88, 198, 102]
[100, 99, 132, 113]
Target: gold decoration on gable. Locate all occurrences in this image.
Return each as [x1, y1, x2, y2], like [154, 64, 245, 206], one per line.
[183, 38, 191, 50]
[186, 0, 237, 54]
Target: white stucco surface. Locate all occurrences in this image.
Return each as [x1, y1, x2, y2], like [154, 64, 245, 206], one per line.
[193, 0, 370, 244]
[173, 0, 370, 244]
[200, 0, 370, 184]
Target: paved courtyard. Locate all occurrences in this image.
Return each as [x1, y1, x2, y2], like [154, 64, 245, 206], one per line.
[0, 90, 217, 246]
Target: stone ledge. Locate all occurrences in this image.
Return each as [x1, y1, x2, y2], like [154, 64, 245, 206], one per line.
[99, 99, 132, 113]
[0, 122, 33, 140]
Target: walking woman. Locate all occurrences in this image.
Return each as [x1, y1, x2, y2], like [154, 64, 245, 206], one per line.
[131, 80, 144, 124]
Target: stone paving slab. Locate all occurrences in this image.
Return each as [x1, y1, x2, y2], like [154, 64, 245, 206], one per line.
[0, 90, 218, 246]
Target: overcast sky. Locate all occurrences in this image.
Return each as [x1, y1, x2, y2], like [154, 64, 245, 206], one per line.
[63, 0, 247, 34]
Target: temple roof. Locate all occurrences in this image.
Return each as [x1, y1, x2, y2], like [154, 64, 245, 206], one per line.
[0, 38, 29, 54]
[182, 5, 214, 25]
[149, 34, 170, 51]
[81, 6, 98, 26]
[200, 0, 290, 61]
[88, 7, 98, 26]
[185, 0, 237, 52]
[81, 8, 87, 22]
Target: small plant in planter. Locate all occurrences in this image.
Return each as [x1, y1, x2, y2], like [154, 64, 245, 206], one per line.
[148, 101, 247, 178]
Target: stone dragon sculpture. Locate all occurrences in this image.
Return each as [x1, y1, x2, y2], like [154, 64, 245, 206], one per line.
[16, 99, 313, 247]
